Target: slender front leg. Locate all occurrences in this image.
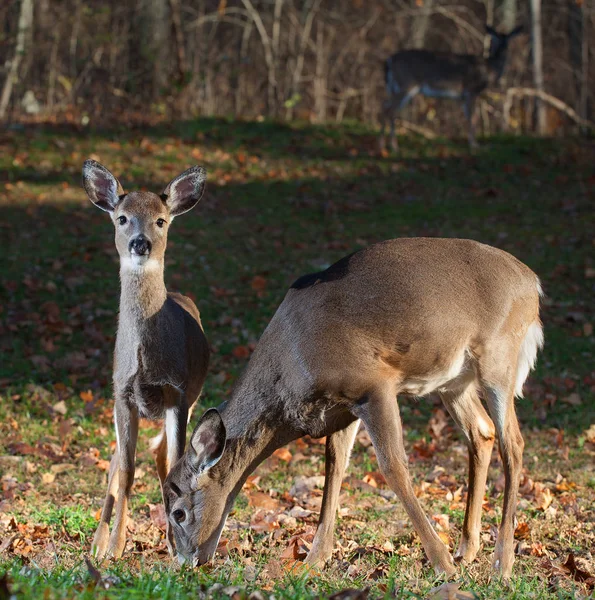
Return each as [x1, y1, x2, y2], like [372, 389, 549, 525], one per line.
[159, 393, 189, 555]
[105, 401, 139, 559]
[352, 386, 456, 576]
[306, 418, 359, 565]
[92, 451, 119, 559]
[463, 93, 478, 149]
[379, 100, 389, 152]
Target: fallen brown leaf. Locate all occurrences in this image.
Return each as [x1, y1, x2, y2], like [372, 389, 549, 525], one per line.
[247, 491, 279, 511]
[427, 582, 478, 599]
[273, 448, 292, 462]
[149, 504, 166, 531]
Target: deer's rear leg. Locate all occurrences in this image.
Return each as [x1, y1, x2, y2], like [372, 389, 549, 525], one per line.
[106, 403, 139, 559]
[483, 384, 523, 580]
[92, 452, 119, 559]
[440, 384, 495, 564]
[306, 418, 359, 565]
[463, 94, 478, 150]
[352, 385, 456, 577]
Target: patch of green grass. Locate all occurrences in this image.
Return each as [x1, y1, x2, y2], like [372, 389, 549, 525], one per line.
[1, 120, 594, 599]
[29, 505, 97, 541]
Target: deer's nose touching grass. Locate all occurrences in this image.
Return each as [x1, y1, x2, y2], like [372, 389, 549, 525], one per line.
[162, 238, 543, 580]
[83, 160, 210, 560]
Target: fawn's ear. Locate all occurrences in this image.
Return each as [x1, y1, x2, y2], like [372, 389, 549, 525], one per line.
[82, 160, 124, 212]
[161, 166, 207, 217]
[485, 24, 498, 38]
[189, 408, 226, 474]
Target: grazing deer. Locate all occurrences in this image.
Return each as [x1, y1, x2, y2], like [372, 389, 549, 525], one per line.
[82, 160, 210, 559]
[163, 238, 543, 579]
[379, 25, 523, 151]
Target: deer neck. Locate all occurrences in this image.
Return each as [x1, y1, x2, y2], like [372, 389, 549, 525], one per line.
[216, 362, 300, 499]
[119, 257, 167, 322]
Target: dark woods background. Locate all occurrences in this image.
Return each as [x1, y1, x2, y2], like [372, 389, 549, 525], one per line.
[0, 0, 592, 136]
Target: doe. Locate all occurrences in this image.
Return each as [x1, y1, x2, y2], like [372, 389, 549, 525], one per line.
[163, 237, 542, 579]
[380, 25, 523, 151]
[82, 160, 210, 559]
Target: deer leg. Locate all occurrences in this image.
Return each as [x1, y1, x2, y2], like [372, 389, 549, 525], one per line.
[306, 418, 359, 565]
[105, 401, 139, 559]
[92, 450, 119, 559]
[440, 384, 495, 564]
[161, 398, 189, 555]
[352, 385, 456, 576]
[482, 383, 523, 580]
[379, 99, 393, 152]
[463, 94, 478, 149]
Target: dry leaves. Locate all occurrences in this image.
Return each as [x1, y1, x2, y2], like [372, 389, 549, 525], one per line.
[247, 491, 280, 511]
[149, 504, 167, 531]
[542, 553, 595, 591]
[272, 448, 292, 462]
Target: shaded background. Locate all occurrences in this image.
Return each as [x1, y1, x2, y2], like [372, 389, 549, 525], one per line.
[0, 0, 593, 135]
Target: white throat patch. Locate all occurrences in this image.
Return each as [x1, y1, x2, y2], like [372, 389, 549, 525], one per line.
[120, 256, 161, 273]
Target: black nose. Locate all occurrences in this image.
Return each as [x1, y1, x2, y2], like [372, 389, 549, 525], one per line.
[129, 235, 151, 255]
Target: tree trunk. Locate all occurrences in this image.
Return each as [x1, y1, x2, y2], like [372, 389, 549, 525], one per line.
[411, 0, 435, 50]
[0, 0, 34, 119]
[134, 0, 169, 97]
[500, 0, 517, 33]
[313, 21, 327, 122]
[530, 0, 546, 134]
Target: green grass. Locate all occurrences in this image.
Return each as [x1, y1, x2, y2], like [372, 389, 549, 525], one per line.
[1, 119, 594, 598]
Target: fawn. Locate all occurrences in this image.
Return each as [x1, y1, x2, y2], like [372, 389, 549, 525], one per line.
[162, 237, 542, 579]
[82, 160, 210, 559]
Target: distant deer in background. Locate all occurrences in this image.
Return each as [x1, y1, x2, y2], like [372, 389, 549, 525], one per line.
[379, 25, 523, 151]
[162, 237, 543, 580]
[82, 160, 210, 559]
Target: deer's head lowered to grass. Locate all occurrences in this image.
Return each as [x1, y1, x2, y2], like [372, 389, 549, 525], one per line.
[82, 160, 210, 560]
[163, 237, 542, 579]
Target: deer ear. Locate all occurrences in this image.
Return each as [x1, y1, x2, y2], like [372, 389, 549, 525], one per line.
[189, 408, 226, 474]
[485, 24, 498, 37]
[161, 166, 207, 217]
[509, 25, 523, 37]
[82, 160, 124, 212]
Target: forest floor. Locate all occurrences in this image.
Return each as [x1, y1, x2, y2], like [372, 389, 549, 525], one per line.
[0, 119, 594, 599]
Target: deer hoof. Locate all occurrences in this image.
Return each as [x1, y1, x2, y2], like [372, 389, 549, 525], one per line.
[304, 545, 333, 566]
[454, 538, 480, 564]
[92, 522, 110, 559]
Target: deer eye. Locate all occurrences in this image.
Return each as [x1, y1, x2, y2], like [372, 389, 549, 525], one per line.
[156, 218, 166, 228]
[118, 216, 127, 225]
[173, 509, 186, 524]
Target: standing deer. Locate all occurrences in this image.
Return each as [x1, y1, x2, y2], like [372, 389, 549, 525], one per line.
[163, 238, 543, 579]
[82, 160, 210, 559]
[379, 25, 523, 151]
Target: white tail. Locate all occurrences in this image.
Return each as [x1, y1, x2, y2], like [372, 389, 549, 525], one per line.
[379, 25, 523, 151]
[515, 317, 544, 397]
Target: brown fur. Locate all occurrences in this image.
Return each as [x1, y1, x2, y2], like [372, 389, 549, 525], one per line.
[163, 237, 542, 579]
[82, 160, 210, 560]
[379, 25, 523, 151]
